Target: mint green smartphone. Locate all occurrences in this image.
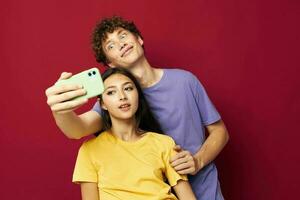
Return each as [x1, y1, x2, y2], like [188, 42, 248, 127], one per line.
[55, 68, 104, 100]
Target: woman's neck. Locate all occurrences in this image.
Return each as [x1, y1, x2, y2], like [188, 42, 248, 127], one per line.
[109, 118, 141, 142]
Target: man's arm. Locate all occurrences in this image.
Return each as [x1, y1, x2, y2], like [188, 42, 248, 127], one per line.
[53, 110, 102, 139]
[193, 119, 229, 172]
[80, 182, 99, 200]
[171, 120, 229, 174]
[173, 180, 197, 200]
[45, 72, 102, 139]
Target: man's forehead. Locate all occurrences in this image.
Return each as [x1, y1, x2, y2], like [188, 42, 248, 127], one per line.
[103, 27, 127, 42]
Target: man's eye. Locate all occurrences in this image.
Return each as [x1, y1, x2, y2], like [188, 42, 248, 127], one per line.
[107, 44, 114, 50]
[120, 33, 127, 39]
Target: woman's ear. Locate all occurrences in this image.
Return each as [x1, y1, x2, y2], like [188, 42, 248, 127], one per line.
[101, 104, 108, 110]
[100, 99, 108, 110]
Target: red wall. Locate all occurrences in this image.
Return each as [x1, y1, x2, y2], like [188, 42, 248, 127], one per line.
[1, 0, 299, 199]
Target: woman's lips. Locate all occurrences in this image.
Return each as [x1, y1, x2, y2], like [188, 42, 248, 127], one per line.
[119, 103, 131, 111]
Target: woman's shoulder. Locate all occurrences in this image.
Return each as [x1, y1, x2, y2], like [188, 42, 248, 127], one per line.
[81, 131, 110, 148]
[146, 132, 176, 147]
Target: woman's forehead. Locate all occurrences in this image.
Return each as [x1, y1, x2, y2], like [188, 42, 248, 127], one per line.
[104, 73, 133, 87]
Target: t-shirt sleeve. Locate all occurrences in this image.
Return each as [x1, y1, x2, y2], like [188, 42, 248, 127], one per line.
[92, 101, 102, 115]
[189, 72, 221, 125]
[72, 143, 98, 183]
[162, 136, 188, 186]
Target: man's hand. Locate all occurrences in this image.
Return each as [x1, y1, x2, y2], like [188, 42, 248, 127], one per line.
[170, 145, 201, 175]
[45, 72, 88, 114]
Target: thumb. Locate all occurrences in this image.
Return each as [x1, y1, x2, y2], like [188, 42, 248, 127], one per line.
[58, 72, 72, 81]
[173, 145, 182, 152]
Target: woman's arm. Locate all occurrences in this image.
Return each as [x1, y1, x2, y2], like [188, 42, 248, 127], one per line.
[173, 180, 197, 200]
[80, 182, 99, 200]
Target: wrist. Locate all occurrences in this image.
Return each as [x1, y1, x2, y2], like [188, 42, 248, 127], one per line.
[194, 154, 205, 172]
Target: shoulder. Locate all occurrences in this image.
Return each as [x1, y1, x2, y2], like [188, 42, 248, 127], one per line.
[80, 131, 109, 150]
[147, 132, 176, 148]
[164, 68, 198, 83]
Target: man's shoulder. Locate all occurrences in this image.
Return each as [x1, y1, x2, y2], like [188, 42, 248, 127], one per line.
[164, 68, 196, 80]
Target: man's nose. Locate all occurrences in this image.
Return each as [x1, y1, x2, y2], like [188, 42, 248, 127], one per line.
[120, 43, 127, 51]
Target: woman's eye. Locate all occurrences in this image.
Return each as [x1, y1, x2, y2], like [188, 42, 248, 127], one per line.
[125, 86, 134, 91]
[106, 90, 115, 95]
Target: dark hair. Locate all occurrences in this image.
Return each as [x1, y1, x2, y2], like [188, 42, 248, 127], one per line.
[97, 67, 163, 135]
[92, 16, 143, 66]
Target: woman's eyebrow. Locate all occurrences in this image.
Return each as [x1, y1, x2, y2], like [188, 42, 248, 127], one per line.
[103, 81, 133, 91]
[122, 81, 133, 86]
[103, 85, 116, 92]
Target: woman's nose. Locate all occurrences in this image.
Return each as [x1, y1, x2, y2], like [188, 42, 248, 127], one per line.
[119, 90, 127, 100]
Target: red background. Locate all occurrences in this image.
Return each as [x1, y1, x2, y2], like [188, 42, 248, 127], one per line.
[1, 0, 299, 199]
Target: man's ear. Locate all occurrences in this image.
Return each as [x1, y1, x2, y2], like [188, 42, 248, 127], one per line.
[107, 62, 116, 68]
[138, 36, 144, 46]
[106, 59, 114, 68]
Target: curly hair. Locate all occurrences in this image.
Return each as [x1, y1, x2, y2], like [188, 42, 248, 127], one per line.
[92, 16, 143, 66]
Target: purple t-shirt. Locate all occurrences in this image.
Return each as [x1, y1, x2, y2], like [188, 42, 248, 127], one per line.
[93, 68, 224, 200]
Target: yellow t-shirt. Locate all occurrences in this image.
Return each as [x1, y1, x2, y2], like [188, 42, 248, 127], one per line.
[72, 131, 187, 200]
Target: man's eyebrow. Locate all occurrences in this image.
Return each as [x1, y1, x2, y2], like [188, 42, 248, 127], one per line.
[117, 29, 125, 35]
[104, 29, 126, 46]
[104, 39, 112, 47]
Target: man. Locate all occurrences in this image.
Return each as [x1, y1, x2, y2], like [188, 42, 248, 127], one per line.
[45, 16, 229, 199]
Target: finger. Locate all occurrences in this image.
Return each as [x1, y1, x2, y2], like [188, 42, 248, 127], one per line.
[177, 168, 195, 175]
[176, 151, 191, 159]
[170, 157, 189, 167]
[170, 151, 188, 163]
[47, 89, 86, 106]
[51, 98, 88, 112]
[46, 84, 83, 97]
[173, 145, 182, 152]
[58, 72, 72, 81]
[173, 162, 191, 171]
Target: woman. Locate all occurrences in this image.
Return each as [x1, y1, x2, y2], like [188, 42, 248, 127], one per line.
[73, 67, 196, 200]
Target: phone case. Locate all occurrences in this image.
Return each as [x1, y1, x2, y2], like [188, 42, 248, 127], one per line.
[55, 67, 104, 100]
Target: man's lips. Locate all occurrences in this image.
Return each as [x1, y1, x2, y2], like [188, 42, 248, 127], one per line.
[121, 46, 133, 57]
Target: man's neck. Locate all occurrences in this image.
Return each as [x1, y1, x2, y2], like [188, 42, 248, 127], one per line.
[128, 57, 163, 88]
